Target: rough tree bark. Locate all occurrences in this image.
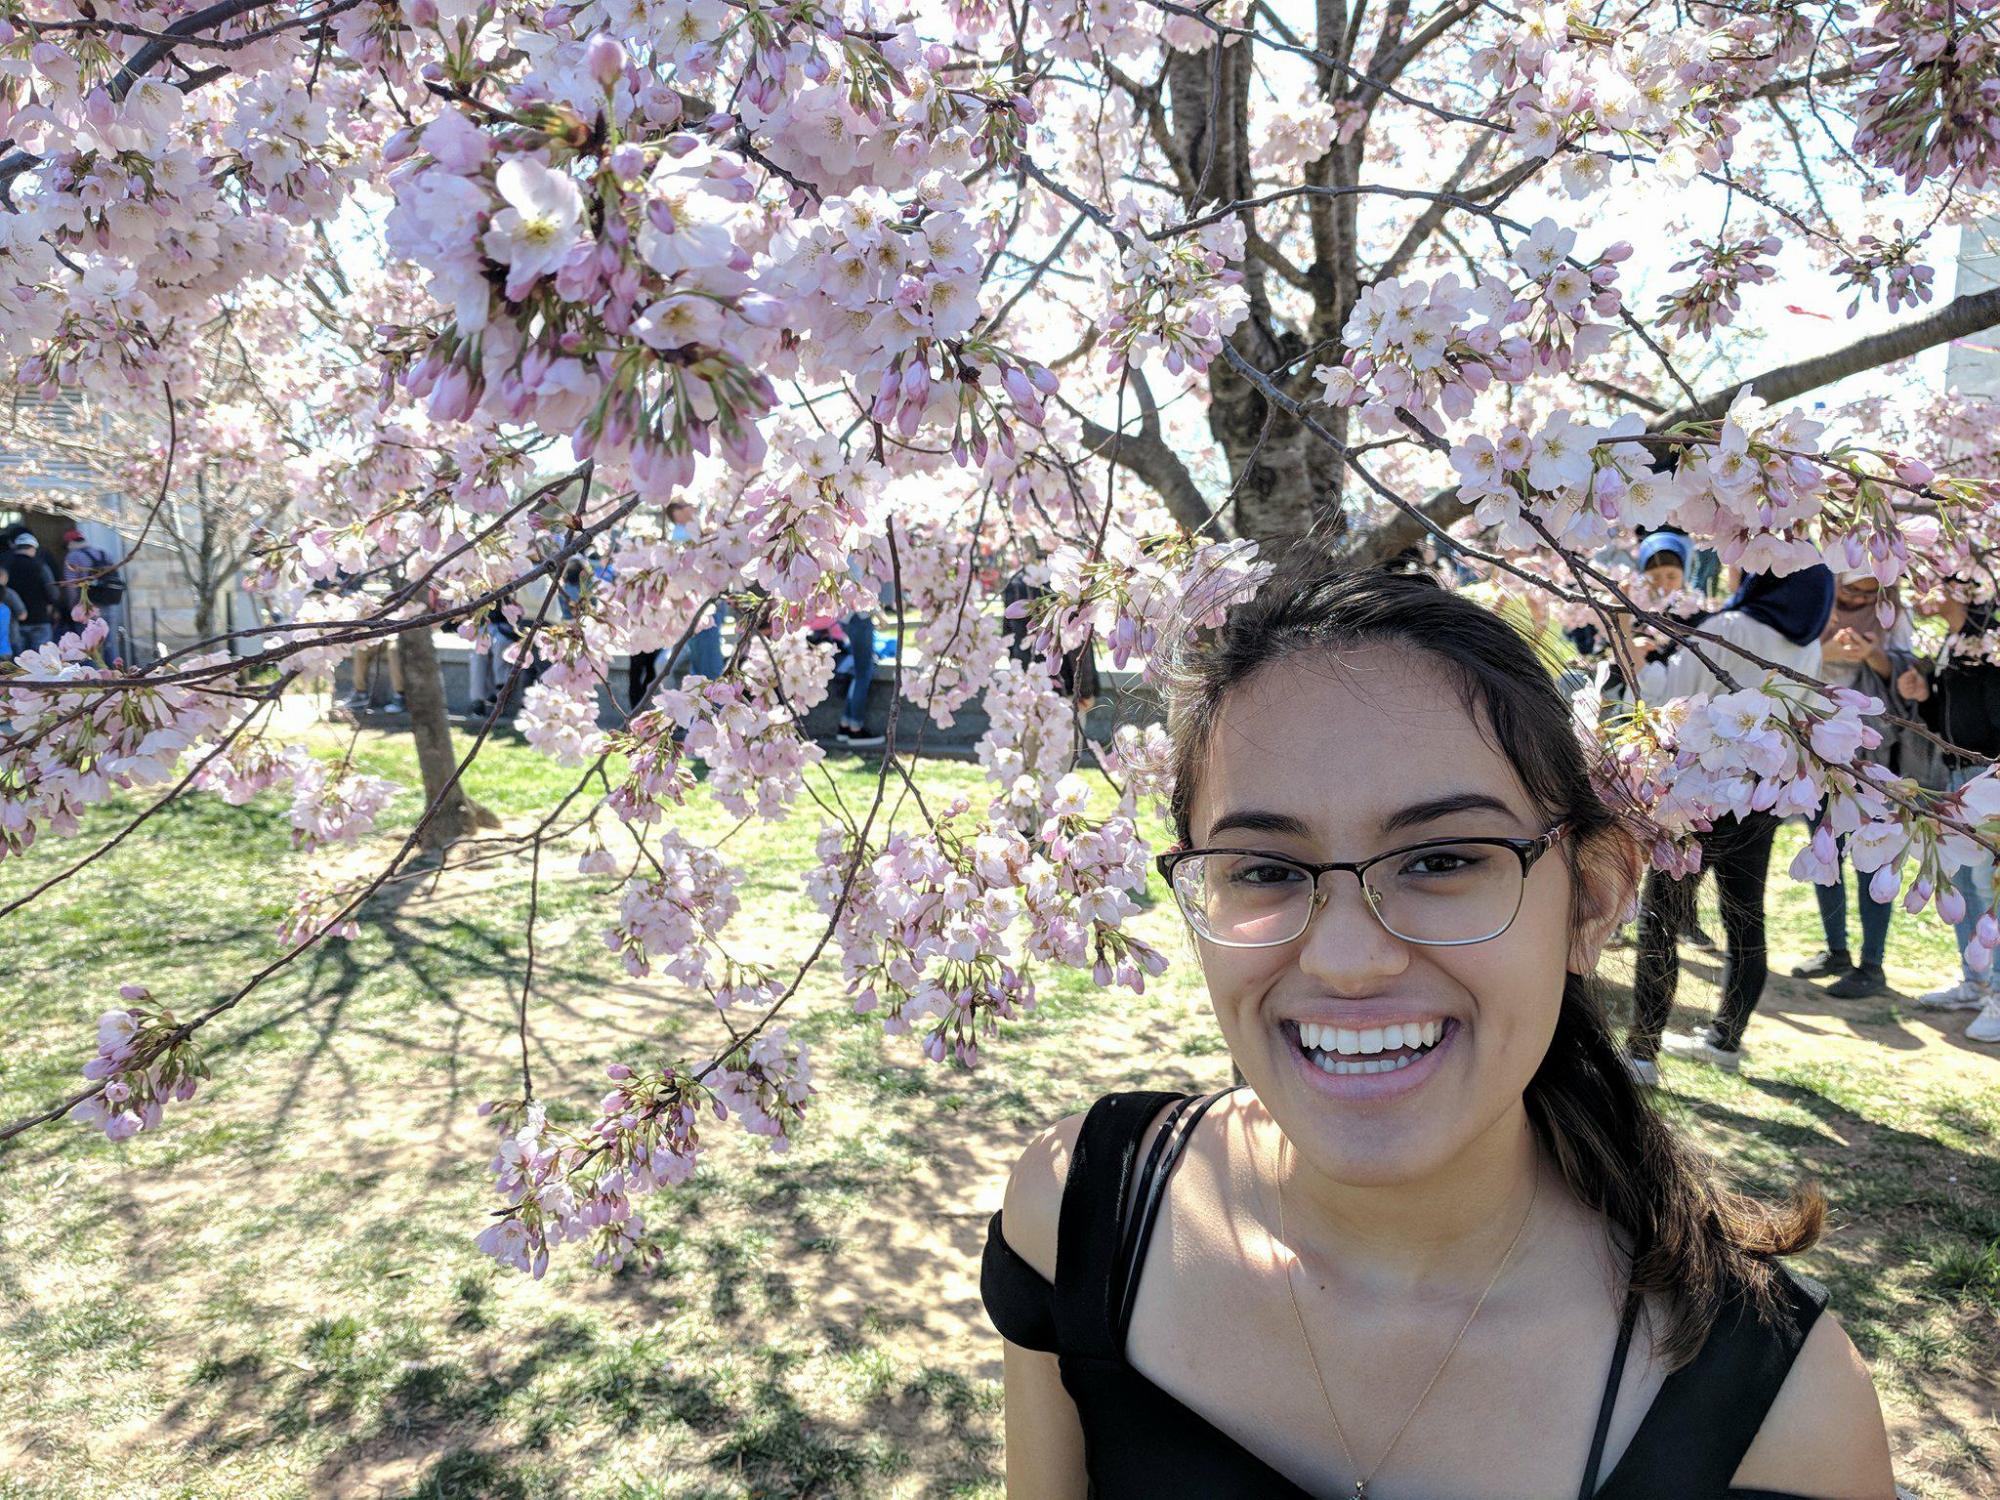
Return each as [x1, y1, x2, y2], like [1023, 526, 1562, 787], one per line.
[1165, 43, 1332, 549]
[395, 627, 499, 852]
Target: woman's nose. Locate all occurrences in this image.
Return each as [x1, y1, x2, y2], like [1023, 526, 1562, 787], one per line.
[1294, 872, 1409, 984]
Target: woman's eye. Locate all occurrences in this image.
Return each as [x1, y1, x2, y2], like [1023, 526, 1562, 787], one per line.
[1401, 850, 1481, 877]
[1230, 862, 1303, 886]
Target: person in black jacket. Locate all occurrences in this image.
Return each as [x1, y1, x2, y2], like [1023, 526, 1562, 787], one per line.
[1907, 595, 2000, 1037]
[3, 534, 58, 650]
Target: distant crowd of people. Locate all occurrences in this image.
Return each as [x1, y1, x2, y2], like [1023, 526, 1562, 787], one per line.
[1570, 528, 2000, 1082]
[0, 523, 129, 665]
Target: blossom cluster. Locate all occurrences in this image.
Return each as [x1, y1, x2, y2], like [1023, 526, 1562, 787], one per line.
[710, 1028, 816, 1152]
[1008, 534, 1269, 681]
[1317, 222, 1625, 433]
[1104, 206, 1249, 377]
[628, 674, 827, 822]
[1477, 8, 1741, 187]
[1832, 225, 1938, 319]
[1451, 391, 1846, 574]
[285, 754, 402, 853]
[604, 828, 743, 988]
[473, 1023, 813, 1277]
[1, 626, 237, 859]
[1852, 1, 2000, 191]
[71, 987, 207, 1141]
[474, 1064, 703, 1278]
[1656, 234, 1781, 340]
[815, 776, 1164, 1068]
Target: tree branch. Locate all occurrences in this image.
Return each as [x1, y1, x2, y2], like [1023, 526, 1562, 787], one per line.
[1343, 284, 2000, 566]
[1066, 403, 1214, 534]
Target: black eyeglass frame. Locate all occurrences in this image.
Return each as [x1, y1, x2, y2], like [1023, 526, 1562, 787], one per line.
[1154, 823, 1572, 949]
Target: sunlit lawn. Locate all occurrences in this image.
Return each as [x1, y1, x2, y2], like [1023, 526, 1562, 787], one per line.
[0, 722, 1993, 1498]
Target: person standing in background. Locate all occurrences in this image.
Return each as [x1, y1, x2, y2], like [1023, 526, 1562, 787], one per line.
[661, 501, 726, 692]
[0, 575, 25, 657]
[3, 534, 58, 651]
[1619, 566, 1837, 1079]
[58, 528, 128, 665]
[1603, 531, 1717, 952]
[1907, 595, 2000, 1041]
[833, 556, 886, 748]
[345, 636, 406, 714]
[1790, 571, 1919, 999]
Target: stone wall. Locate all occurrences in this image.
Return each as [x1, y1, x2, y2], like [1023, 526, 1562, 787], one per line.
[332, 633, 1164, 756]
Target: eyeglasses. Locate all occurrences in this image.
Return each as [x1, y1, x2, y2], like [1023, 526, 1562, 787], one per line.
[1155, 825, 1570, 949]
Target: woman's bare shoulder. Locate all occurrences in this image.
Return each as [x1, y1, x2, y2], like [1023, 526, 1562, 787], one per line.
[1731, 1308, 1896, 1498]
[1001, 1094, 1203, 1281]
[1000, 1112, 1088, 1282]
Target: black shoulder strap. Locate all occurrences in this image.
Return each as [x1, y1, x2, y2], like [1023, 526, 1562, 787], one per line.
[1113, 1089, 1232, 1345]
[1600, 1265, 1829, 1496]
[1052, 1091, 1188, 1363]
[1578, 1286, 1642, 1499]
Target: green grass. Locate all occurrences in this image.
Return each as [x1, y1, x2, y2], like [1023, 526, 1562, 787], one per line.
[0, 726, 1992, 1497]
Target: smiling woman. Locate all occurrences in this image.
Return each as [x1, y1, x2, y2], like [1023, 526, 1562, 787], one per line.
[980, 563, 1898, 1499]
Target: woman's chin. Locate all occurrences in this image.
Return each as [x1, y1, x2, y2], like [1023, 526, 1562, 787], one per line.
[1244, 1025, 1477, 1183]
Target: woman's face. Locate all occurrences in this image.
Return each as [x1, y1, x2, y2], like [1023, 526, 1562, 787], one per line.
[1836, 579, 1881, 613]
[1643, 559, 1685, 594]
[1186, 645, 1613, 1187]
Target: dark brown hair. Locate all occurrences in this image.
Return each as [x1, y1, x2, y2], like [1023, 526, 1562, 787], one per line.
[1161, 559, 1824, 1367]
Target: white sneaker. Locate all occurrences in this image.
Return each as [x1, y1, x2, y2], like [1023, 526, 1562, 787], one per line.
[1917, 978, 1990, 1011]
[1965, 997, 2000, 1044]
[1624, 1054, 1659, 1088]
[1661, 1029, 1743, 1072]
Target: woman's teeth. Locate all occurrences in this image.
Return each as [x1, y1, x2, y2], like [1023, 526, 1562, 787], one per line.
[1295, 1019, 1446, 1077]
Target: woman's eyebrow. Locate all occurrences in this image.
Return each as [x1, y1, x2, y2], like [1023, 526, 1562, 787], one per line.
[1205, 808, 1314, 839]
[1206, 793, 1523, 843]
[1379, 791, 1521, 834]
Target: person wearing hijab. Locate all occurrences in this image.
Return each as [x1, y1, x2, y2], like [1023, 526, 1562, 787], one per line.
[1620, 530, 1719, 952]
[1635, 528, 1693, 592]
[1619, 565, 1837, 1080]
[1789, 572, 1919, 998]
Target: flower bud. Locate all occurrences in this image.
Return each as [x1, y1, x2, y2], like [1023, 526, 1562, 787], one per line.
[585, 33, 627, 88]
[1868, 863, 1901, 904]
[1933, 883, 1968, 925]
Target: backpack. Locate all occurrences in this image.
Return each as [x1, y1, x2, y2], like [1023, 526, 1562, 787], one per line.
[72, 546, 125, 606]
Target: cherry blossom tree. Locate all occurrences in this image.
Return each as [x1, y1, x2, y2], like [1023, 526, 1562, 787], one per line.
[3, 0, 2000, 1278]
[3, 310, 305, 639]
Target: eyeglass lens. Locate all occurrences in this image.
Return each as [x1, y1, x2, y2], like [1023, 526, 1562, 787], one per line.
[1170, 844, 1528, 947]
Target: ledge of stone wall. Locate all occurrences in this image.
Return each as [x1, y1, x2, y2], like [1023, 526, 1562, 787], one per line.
[330, 633, 1163, 753]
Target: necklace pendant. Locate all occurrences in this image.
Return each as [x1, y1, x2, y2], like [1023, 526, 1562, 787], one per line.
[1353, 1484, 1367, 1499]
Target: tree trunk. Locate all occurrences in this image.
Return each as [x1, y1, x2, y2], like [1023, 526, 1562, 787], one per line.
[1163, 42, 1336, 554]
[395, 626, 498, 852]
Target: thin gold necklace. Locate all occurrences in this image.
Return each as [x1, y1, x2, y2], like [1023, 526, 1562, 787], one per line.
[1274, 1132, 1541, 1500]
